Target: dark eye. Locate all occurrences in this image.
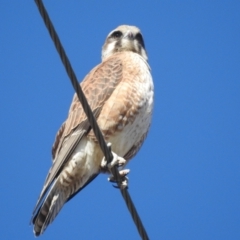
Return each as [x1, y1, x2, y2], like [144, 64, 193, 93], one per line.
[136, 33, 145, 48]
[111, 31, 122, 39]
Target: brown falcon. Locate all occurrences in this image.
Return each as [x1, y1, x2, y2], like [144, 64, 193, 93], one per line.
[31, 25, 154, 236]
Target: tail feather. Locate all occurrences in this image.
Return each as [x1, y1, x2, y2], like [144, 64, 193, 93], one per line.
[33, 179, 67, 236]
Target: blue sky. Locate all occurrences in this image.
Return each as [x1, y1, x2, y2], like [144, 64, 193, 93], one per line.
[0, 1, 239, 239]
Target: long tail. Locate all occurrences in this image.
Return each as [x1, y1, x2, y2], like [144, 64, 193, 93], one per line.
[32, 179, 67, 236]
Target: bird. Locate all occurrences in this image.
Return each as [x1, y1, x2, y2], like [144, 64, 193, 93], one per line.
[31, 25, 154, 236]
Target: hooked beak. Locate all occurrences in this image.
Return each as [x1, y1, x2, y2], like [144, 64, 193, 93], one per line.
[123, 30, 134, 40]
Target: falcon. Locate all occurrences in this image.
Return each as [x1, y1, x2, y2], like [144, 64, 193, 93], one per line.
[31, 25, 154, 236]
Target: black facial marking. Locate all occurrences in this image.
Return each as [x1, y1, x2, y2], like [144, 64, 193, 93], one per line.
[110, 30, 123, 39]
[135, 32, 145, 49]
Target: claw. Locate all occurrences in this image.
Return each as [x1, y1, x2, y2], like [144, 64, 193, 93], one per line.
[101, 143, 127, 170]
[108, 169, 130, 182]
[101, 142, 130, 189]
[108, 169, 130, 189]
[108, 151, 126, 169]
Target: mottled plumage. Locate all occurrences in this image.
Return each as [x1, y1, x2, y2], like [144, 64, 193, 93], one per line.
[31, 25, 154, 236]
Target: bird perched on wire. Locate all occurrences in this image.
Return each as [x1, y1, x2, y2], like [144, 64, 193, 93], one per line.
[31, 25, 154, 236]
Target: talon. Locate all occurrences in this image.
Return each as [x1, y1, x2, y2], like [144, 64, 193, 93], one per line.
[100, 142, 129, 189]
[107, 152, 126, 169]
[111, 178, 128, 189]
[101, 142, 127, 170]
[108, 169, 130, 182]
[108, 169, 130, 189]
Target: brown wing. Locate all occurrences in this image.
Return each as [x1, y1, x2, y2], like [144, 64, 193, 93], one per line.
[33, 57, 124, 215]
[51, 122, 66, 160]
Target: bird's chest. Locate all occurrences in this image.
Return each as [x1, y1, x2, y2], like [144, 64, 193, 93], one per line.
[109, 70, 154, 156]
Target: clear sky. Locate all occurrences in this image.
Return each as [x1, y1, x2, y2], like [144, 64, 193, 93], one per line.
[0, 1, 239, 240]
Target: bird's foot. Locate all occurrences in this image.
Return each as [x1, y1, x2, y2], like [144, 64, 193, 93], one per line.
[101, 142, 129, 189]
[101, 143, 127, 169]
[108, 169, 130, 189]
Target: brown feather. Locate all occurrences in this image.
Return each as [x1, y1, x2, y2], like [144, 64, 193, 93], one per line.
[32, 55, 125, 218]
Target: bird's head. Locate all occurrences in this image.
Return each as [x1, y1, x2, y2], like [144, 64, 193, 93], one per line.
[102, 25, 148, 62]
